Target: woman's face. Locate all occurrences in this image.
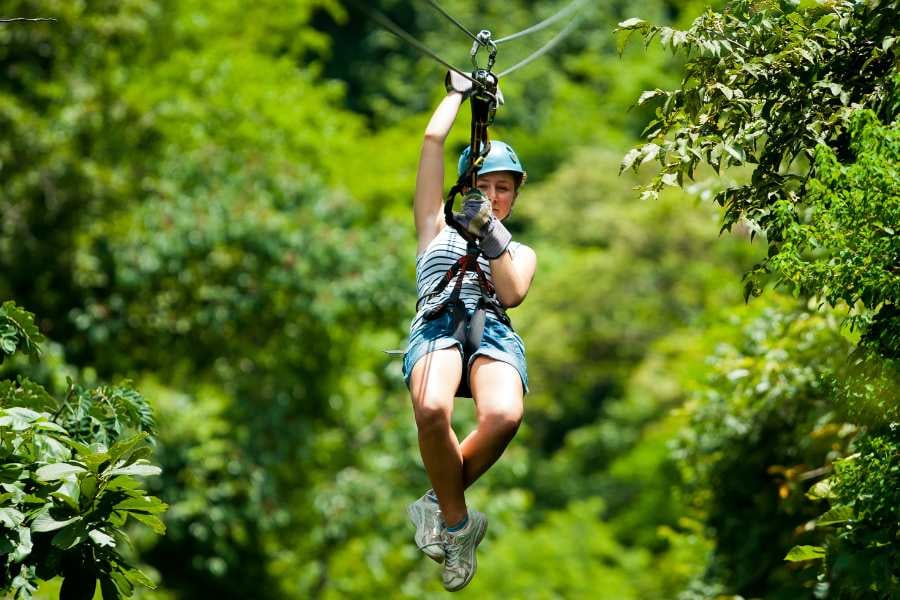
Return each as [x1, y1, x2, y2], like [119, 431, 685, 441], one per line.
[475, 171, 518, 220]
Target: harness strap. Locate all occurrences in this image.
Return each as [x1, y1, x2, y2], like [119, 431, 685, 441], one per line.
[418, 241, 509, 324]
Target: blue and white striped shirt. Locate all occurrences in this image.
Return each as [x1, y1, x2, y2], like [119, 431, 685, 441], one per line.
[412, 226, 519, 330]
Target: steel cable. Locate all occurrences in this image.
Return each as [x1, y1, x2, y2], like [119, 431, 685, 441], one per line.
[419, 0, 481, 44]
[0, 17, 56, 22]
[497, 12, 584, 78]
[348, 0, 482, 87]
[494, 0, 588, 45]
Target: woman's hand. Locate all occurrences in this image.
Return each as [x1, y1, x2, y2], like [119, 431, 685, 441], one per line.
[445, 70, 474, 98]
[454, 190, 493, 236]
[454, 191, 512, 259]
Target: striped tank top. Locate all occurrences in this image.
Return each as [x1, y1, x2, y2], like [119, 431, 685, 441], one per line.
[412, 226, 518, 330]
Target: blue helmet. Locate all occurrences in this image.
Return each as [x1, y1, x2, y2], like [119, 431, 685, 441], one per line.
[458, 141, 527, 184]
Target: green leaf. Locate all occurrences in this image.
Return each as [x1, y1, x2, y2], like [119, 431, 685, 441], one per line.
[31, 513, 82, 533]
[0, 506, 26, 529]
[0, 462, 24, 483]
[114, 495, 168, 514]
[0, 407, 42, 431]
[813, 14, 835, 28]
[51, 477, 82, 510]
[816, 505, 854, 526]
[107, 432, 148, 465]
[14, 379, 58, 413]
[723, 144, 745, 163]
[104, 476, 143, 491]
[11, 564, 37, 599]
[11, 526, 33, 562]
[636, 89, 665, 106]
[80, 474, 99, 504]
[620, 148, 642, 174]
[807, 478, 836, 500]
[0, 302, 45, 357]
[35, 463, 87, 482]
[661, 172, 679, 187]
[127, 511, 167, 534]
[88, 528, 117, 548]
[641, 143, 661, 165]
[52, 520, 88, 550]
[110, 570, 134, 597]
[106, 460, 161, 478]
[617, 18, 648, 29]
[785, 545, 826, 562]
[122, 566, 156, 590]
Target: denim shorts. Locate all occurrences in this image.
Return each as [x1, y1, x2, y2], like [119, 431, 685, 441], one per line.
[402, 308, 529, 394]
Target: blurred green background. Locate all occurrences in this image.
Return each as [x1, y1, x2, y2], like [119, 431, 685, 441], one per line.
[1, 0, 897, 598]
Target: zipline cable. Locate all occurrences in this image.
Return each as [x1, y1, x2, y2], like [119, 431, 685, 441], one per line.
[497, 13, 584, 78]
[494, 0, 588, 45]
[0, 17, 56, 22]
[348, 0, 482, 87]
[351, 0, 586, 82]
[419, 0, 481, 45]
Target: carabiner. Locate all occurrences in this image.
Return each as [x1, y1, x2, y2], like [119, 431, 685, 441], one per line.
[470, 29, 498, 72]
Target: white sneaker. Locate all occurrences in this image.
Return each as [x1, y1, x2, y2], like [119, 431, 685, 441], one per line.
[407, 493, 445, 563]
[441, 509, 487, 592]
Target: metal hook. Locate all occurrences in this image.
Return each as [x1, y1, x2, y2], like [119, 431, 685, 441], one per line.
[470, 29, 498, 71]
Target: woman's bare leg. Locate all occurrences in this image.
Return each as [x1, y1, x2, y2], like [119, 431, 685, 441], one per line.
[409, 348, 467, 525]
[459, 357, 524, 488]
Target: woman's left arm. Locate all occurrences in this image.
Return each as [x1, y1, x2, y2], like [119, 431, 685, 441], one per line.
[490, 245, 537, 308]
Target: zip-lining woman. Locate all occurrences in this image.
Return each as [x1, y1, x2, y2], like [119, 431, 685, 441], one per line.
[349, 0, 588, 591]
[402, 70, 536, 592]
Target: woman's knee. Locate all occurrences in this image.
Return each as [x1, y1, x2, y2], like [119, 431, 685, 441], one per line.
[412, 394, 453, 432]
[478, 403, 523, 438]
[409, 348, 461, 432]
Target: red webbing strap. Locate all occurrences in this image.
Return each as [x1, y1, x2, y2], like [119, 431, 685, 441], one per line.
[417, 250, 474, 317]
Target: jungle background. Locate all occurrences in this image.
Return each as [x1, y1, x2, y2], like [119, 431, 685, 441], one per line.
[1, 0, 897, 598]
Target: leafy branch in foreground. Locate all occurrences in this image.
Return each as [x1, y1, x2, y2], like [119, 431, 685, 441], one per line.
[1, 302, 166, 600]
[616, 0, 898, 346]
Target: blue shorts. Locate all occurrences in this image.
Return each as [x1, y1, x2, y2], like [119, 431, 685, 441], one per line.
[402, 309, 529, 394]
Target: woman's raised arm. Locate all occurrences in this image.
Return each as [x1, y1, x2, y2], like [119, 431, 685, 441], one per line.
[414, 74, 471, 254]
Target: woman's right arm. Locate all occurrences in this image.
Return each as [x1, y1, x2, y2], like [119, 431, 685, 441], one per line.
[414, 91, 465, 254]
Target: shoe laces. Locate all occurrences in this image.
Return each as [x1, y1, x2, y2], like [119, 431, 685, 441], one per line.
[442, 531, 466, 572]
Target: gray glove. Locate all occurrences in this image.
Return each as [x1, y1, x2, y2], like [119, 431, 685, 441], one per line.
[445, 70, 474, 99]
[453, 190, 512, 259]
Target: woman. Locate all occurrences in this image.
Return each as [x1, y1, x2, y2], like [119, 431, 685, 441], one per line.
[403, 71, 536, 592]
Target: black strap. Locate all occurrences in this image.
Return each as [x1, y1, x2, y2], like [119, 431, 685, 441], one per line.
[443, 70, 500, 243]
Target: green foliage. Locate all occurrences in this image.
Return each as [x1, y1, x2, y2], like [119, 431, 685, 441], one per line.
[620, 5, 899, 596]
[1, 302, 45, 359]
[821, 429, 900, 598]
[515, 148, 762, 453]
[0, 304, 166, 600]
[674, 301, 853, 599]
[619, 0, 899, 348]
[468, 499, 652, 599]
[768, 110, 899, 354]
